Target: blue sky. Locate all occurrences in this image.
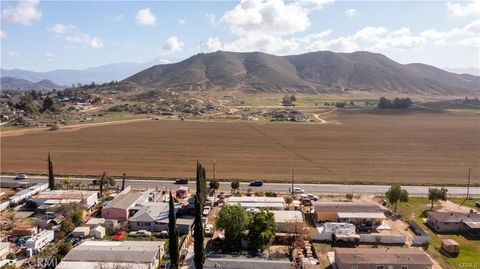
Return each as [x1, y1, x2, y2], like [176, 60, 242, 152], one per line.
[1, 0, 479, 71]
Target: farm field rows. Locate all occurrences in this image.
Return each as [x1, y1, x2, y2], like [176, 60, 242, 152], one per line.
[1, 110, 479, 185]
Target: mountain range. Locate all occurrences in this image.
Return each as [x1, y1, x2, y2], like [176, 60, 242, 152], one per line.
[126, 51, 480, 95]
[0, 59, 168, 86]
[0, 77, 62, 91]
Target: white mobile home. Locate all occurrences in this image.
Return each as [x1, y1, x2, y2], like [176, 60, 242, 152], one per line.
[25, 230, 54, 253]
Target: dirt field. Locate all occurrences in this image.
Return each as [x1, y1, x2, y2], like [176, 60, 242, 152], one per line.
[1, 110, 479, 185]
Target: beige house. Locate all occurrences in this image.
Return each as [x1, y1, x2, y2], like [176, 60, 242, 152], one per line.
[270, 210, 303, 233]
[335, 248, 433, 269]
[313, 202, 385, 225]
[426, 211, 480, 234]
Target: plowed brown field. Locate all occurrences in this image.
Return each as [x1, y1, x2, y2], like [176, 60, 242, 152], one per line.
[1, 110, 479, 185]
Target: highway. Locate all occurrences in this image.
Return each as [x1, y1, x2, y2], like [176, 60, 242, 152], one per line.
[1, 175, 479, 197]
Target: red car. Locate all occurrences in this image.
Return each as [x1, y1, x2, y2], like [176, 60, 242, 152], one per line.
[175, 178, 189, 184]
[113, 231, 126, 241]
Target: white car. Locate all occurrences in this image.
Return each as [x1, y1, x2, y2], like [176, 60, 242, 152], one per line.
[15, 173, 28, 180]
[202, 206, 211, 216]
[204, 224, 213, 236]
[293, 187, 305, 194]
[307, 194, 319, 201]
[129, 230, 152, 237]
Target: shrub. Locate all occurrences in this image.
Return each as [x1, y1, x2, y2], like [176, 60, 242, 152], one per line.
[49, 124, 60, 131]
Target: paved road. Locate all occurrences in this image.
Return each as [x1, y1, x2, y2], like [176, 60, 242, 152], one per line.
[1, 175, 479, 197]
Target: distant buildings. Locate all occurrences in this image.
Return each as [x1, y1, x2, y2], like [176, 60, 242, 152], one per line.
[426, 211, 480, 235]
[30, 190, 98, 212]
[313, 201, 385, 225]
[57, 241, 165, 269]
[226, 196, 285, 210]
[334, 248, 433, 269]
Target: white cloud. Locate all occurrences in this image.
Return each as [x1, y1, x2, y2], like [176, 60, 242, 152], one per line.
[446, 0, 480, 16]
[309, 37, 359, 52]
[1, 0, 41, 25]
[345, 8, 358, 18]
[161, 36, 184, 52]
[0, 30, 7, 38]
[206, 34, 298, 54]
[220, 0, 311, 36]
[299, 30, 332, 43]
[205, 13, 217, 24]
[135, 8, 156, 26]
[353, 26, 388, 41]
[44, 52, 54, 62]
[178, 19, 186, 25]
[7, 51, 19, 58]
[50, 23, 104, 48]
[294, 0, 335, 10]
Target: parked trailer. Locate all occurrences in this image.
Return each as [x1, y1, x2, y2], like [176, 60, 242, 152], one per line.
[25, 230, 54, 253]
[7, 183, 49, 206]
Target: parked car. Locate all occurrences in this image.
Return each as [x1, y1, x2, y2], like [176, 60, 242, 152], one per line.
[174, 178, 189, 184]
[356, 224, 373, 233]
[113, 231, 127, 241]
[249, 180, 263, 187]
[202, 206, 211, 216]
[307, 194, 319, 201]
[15, 173, 28, 180]
[301, 197, 312, 206]
[293, 187, 305, 194]
[129, 230, 152, 237]
[476, 201, 480, 208]
[205, 224, 213, 236]
[153, 230, 169, 238]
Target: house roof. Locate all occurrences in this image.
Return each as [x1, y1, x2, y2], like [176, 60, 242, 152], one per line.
[227, 197, 285, 204]
[85, 218, 105, 225]
[62, 241, 164, 264]
[337, 212, 386, 219]
[428, 211, 480, 223]
[204, 256, 290, 269]
[271, 210, 303, 223]
[129, 202, 170, 222]
[441, 239, 459, 246]
[313, 202, 382, 214]
[104, 192, 143, 210]
[334, 248, 433, 265]
[33, 190, 97, 200]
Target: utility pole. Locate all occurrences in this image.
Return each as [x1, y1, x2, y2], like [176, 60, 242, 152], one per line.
[291, 161, 295, 195]
[212, 160, 216, 181]
[121, 173, 126, 191]
[466, 168, 472, 199]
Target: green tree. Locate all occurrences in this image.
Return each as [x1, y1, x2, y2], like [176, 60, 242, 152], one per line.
[58, 242, 73, 256]
[216, 205, 250, 248]
[60, 220, 75, 233]
[230, 180, 240, 194]
[385, 184, 409, 210]
[345, 193, 354, 201]
[209, 180, 220, 190]
[248, 210, 277, 250]
[428, 187, 448, 209]
[168, 192, 179, 269]
[284, 196, 293, 209]
[72, 209, 84, 226]
[47, 152, 55, 190]
[194, 163, 206, 269]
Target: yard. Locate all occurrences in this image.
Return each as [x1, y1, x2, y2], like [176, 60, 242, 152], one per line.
[396, 197, 480, 268]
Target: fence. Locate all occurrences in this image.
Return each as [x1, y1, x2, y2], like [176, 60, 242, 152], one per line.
[359, 234, 406, 244]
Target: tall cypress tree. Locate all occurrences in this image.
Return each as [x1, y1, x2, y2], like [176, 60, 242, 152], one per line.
[168, 192, 179, 269]
[194, 162, 206, 269]
[47, 152, 55, 190]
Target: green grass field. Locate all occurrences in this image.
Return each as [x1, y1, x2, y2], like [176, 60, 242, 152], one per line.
[397, 198, 480, 268]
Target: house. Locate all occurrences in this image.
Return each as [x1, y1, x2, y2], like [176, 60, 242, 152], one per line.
[92, 226, 105, 239]
[226, 196, 285, 210]
[441, 239, 460, 254]
[25, 230, 54, 253]
[204, 255, 291, 269]
[334, 247, 433, 269]
[426, 211, 480, 234]
[101, 192, 147, 221]
[270, 210, 303, 233]
[128, 202, 192, 234]
[29, 190, 98, 212]
[72, 227, 90, 238]
[56, 241, 165, 269]
[313, 202, 385, 225]
[12, 225, 38, 236]
[0, 242, 9, 259]
[85, 217, 105, 228]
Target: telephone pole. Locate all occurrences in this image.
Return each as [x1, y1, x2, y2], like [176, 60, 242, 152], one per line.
[212, 160, 216, 181]
[291, 161, 295, 195]
[466, 168, 472, 199]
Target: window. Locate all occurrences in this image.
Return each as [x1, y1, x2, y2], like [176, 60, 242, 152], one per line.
[376, 266, 385, 269]
[351, 266, 358, 269]
[138, 222, 143, 226]
[401, 266, 408, 269]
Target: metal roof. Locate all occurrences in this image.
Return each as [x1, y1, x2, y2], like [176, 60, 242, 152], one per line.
[337, 212, 386, 219]
[335, 248, 432, 265]
[104, 192, 143, 210]
[204, 256, 290, 269]
[271, 210, 303, 223]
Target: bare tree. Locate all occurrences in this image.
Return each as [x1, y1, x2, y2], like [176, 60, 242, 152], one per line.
[283, 216, 310, 258]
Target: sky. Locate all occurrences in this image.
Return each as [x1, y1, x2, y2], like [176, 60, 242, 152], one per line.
[0, 0, 479, 71]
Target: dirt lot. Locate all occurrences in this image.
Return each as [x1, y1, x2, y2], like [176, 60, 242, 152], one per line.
[1, 110, 479, 185]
